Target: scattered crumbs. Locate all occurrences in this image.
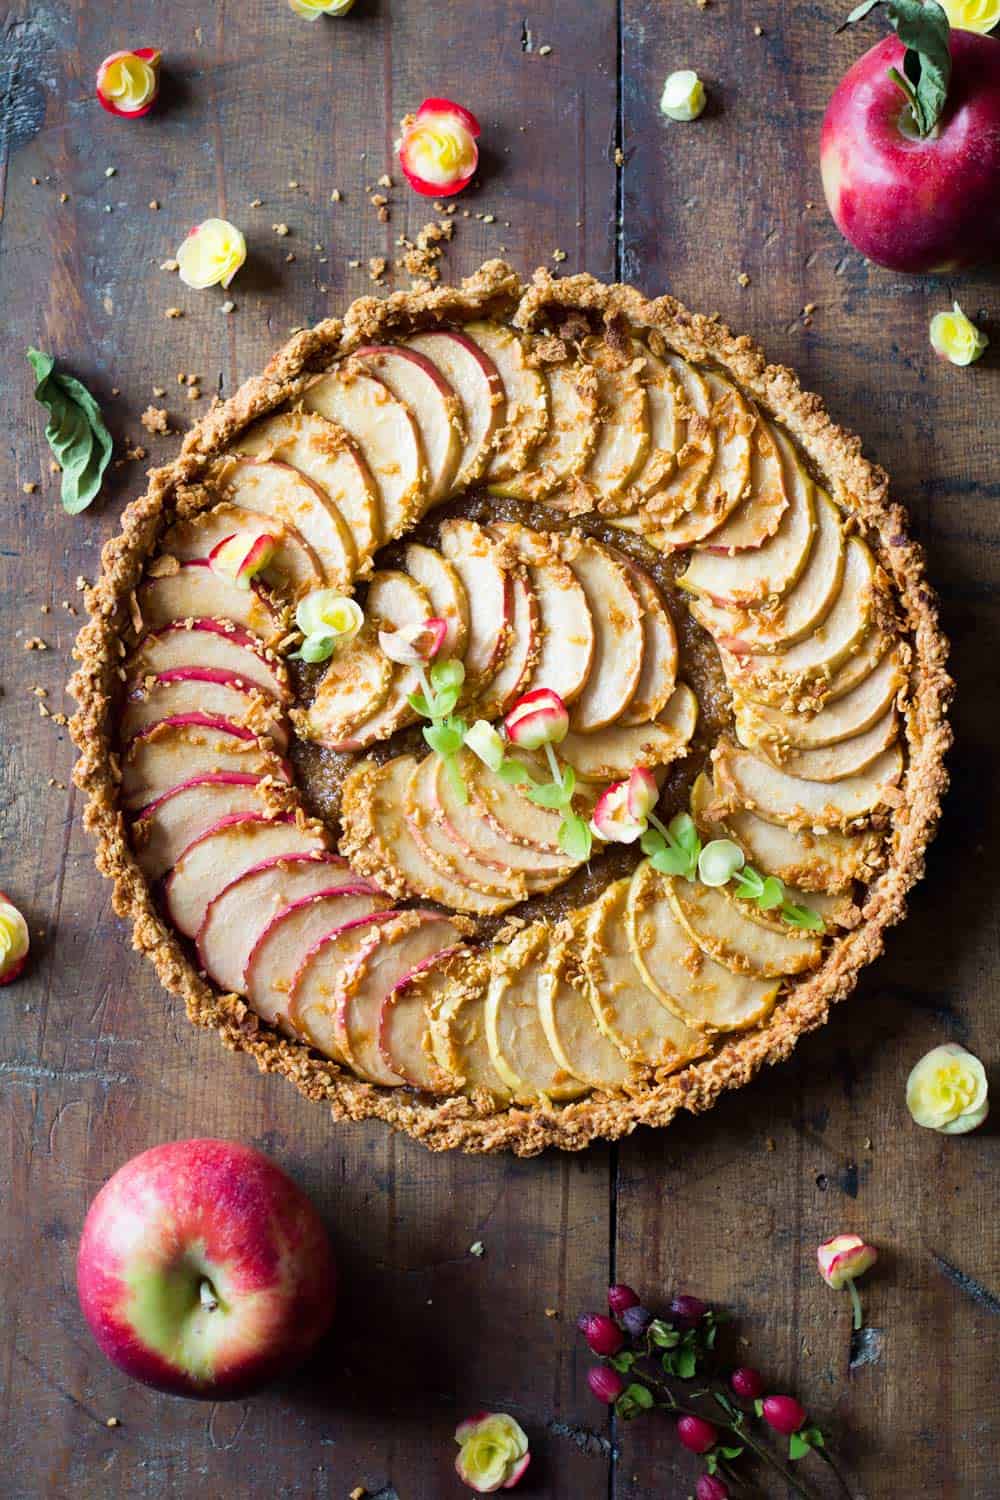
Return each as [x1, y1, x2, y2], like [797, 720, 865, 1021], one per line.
[104, 166, 117, 178]
[249, 197, 263, 208]
[152, 385, 167, 398]
[103, 205, 113, 213]
[864, 1136, 873, 1151]
[539, 43, 552, 56]
[368, 255, 387, 283]
[737, 271, 751, 287]
[805, 199, 816, 210]
[347, 258, 361, 269]
[285, 252, 296, 263]
[377, 173, 392, 189]
[469, 1240, 485, 1258]
[32, 686, 47, 698]
[482, 212, 496, 224]
[803, 301, 816, 316]
[75, 575, 89, 591]
[47, 778, 66, 790]
[40, 603, 51, 613]
[221, 300, 235, 314]
[614, 147, 624, 167]
[160, 258, 179, 272]
[31, 176, 40, 185]
[765, 1136, 776, 1151]
[59, 192, 69, 203]
[273, 222, 290, 236]
[754, 23, 764, 35]
[330, 188, 342, 202]
[350, 1488, 366, 1500]
[124, 441, 147, 461]
[186, 386, 202, 401]
[24, 638, 48, 651]
[545, 1307, 559, 1319]
[288, 179, 300, 189]
[165, 307, 183, 319]
[49, 461, 61, 473]
[552, 248, 567, 263]
[141, 406, 170, 435]
[149, 199, 160, 211]
[111, 387, 120, 397]
[697, 0, 710, 9]
[106, 1416, 120, 1429]
[22, 482, 38, 494]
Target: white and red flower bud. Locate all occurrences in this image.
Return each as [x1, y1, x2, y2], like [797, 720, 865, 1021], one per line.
[379, 617, 448, 667]
[398, 98, 481, 198]
[816, 1233, 877, 1290]
[626, 765, 658, 820]
[503, 688, 569, 750]
[208, 531, 276, 590]
[0, 892, 30, 986]
[590, 781, 645, 844]
[454, 1411, 530, 1493]
[96, 48, 161, 117]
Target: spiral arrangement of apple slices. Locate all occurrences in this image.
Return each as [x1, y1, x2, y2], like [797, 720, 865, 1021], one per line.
[119, 307, 907, 1103]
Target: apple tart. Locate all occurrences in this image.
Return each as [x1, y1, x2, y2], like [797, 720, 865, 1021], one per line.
[69, 261, 951, 1154]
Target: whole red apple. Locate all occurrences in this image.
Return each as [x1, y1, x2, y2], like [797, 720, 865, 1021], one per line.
[77, 1139, 335, 1398]
[821, 28, 1000, 272]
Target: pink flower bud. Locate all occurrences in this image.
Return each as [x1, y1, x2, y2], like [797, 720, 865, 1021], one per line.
[729, 1366, 764, 1400]
[761, 1395, 807, 1435]
[590, 780, 645, 844]
[817, 1233, 877, 1290]
[677, 1415, 718, 1454]
[208, 531, 277, 590]
[627, 765, 659, 820]
[503, 687, 569, 749]
[0, 890, 30, 986]
[378, 616, 448, 666]
[607, 1283, 641, 1315]
[577, 1313, 624, 1357]
[697, 1476, 730, 1500]
[96, 48, 161, 117]
[587, 1366, 625, 1404]
[399, 97, 481, 198]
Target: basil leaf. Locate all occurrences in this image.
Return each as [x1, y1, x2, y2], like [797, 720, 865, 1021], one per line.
[27, 348, 112, 514]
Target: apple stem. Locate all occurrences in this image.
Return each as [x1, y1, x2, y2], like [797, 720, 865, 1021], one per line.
[199, 1278, 219, 1311]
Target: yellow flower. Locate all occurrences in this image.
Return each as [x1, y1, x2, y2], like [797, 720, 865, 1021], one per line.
[906, 1043, 989, 1134]
[939, 0, 1000, 33]
[929, 302, 989, 366]
[0, 895, 29, 983]
[288, 0, 355, 17]
[660, 70, 707, 122]
[454, 1412, 530, 1494]
[294, 590, 364, 663]
[176, 219, 247, 291]
[97, 50, 161, 116]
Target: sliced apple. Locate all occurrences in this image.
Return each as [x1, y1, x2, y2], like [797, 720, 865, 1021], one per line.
[616, 556, 678, 726]
[122, 670, 288, 751]
[471, 567, 538, 719]
[627, 342, 683, 500]
[712, 737, 904, 832]
[438, 517, 513, 686]
[560, 682, 697, 783]
[284, 910, 401, 1059]
[429, 753, 575, 892]
[463, 321, 549, 482]
[582, 880, 708, 1068]
[464, 750, 571, 855]
[404, 542, 470, 659]
[579, 335, 650, 503]
[625, 861, 781, 1030]
[121, 723, 291, 812]
[748, 706, 900, 783]
[489, 358, 598, 500]
[130, 773, 276, 880]
[635, 351, 715, 518]
[164, 813, 328, 939]
[681, 426, 816, 605]
[339, 755, 525, 915]
[665, 873, 823, 979]
[335, 910, 466, 1084]
[127, 619, 290, 703]
[557, 533, 644, 730]
[641, 371, 755, 549]
[693, 414, 790, 551]
[234, 409, 381, 571]
[328, 570, 433, 750]
[196, 854, 355, 994]
[298, 623, 393, 747]
[538, 927, 640, 1089]
[690, 771, 879, 894]
[404, 756, 529, 902]
[405, 327, 506, 490]
[162, 501, 323, 598]
[378, 944, 468, 1092]
[246, 890, 393, 1030]
[484, 926, 589, 1103]
[208, 455, 356, 592]
[354, 344, 463, 503]
[487, 520, 595, 705]
[427, 949, 512, 1100]
[736, 647, 905, 750]
[302, 362, 427, 539]
[138, 560, 283, 643]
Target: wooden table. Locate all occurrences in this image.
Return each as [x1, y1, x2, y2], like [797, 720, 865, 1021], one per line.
[1, 2, 997, 1495]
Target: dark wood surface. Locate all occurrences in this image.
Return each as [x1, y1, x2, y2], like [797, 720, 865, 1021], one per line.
[1, 2, 997, 1496]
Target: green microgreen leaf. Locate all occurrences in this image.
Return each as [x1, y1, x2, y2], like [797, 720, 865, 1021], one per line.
[497, 757, 534, 787]
[675, 1347, 697, 1379]
[408, 689, 432, 718]
[648, 1319, 680, 1349]
[527, 780, 573, 810]
[443, 750, 469, 805]
[753, 1398, 765, 1418]
[733, 865, 765, 901]
[624, 1382, 654, 1410]
[758, 874, 785, 910]
[558, 812, 593, 863]
[781, 900, 825, 931]
[430, 657, 465, 694]
[788, 1432, 812, 1461]
[292, 633, 336, 664]
[719, 1445, 744, 1460]
[423, 716, 466, 759]
[609, 1351, 635, 1373]
[27, 348, 113, 514]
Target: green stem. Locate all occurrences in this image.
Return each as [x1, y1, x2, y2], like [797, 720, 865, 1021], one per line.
[647, 810, 672, 840]
[415, 663, 434, 715]
[815, 1445, 856, 1499]
[542, 739, 562, 786]
[847, 1280, 863, 1332]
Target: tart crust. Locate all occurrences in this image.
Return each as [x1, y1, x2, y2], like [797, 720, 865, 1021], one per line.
[68, 260, 952, 1155]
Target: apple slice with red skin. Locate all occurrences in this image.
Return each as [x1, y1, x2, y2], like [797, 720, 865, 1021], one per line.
[405, 328, 506, 490]
[377, 945, 468, 1090]
[208, 456, 356, 592]
[614, 556, 678, 727]
[560, 681, 698, 783]
[285, 910, 402, 1058]
[129, 774, 281, 880]
[333, 911, 467, 1084]
[463, 750, 570, 857]
[489, 357, 599, 502]
[438, 517, 514, 689]
[403, 542, 469, 659]
[326, 570, 432, 751]
[162, 502, 323, 599]
[642, 371, 756, 549]
[694, 416, 789, 553]
[487, 520, 595, 706]
[298, 623, 393, 748]
[471, 567, 539, 720]
[233, 409, 380, 571]
[0, 890, 29, 986]
[578, 336, 651, 505]
[122, 723, 291, 812]
[165, 814, 328, 939]
[463, 321, 549, 482]
[302, 363, 428, 540]
[128, 619, 290, 703]
[196, 853, 355, 994]
[354, 345, 463, 504]
[429, 753, 575, 892]
[75, 1139, 335, 1399]
[245, 888, 392, 1030]
[122, 669, 288, 751]
[404, 756, 529, 902]
[137, 560, 283, 642]
[557, 533, 644, 731]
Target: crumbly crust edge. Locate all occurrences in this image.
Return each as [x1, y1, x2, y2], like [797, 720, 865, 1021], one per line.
[68, 260, 953, 1156]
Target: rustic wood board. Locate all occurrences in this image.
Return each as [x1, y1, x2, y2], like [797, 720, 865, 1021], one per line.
[0, 1, 996, 1497]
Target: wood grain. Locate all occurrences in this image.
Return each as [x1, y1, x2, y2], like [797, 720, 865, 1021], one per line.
[0, 0, 997, 1496]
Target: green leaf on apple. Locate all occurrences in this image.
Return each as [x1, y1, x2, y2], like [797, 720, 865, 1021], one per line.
[840, 0, 951, 138]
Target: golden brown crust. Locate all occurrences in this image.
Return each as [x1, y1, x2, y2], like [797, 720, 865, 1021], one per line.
[68, 260, 952, 1155]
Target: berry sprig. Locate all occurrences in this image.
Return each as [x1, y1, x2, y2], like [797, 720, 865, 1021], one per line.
[578, 1283, 856, 1499]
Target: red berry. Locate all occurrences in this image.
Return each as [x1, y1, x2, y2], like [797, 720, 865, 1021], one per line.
[730, 1366, 764, 1400]
[669, 1294, 708, 1328]
[762, 1395, 807, 1435]
[607, 1283, 641, 1315]
[696, 1477, 730, 1500]
[587, 1366, 625, 1404]
[577, 1313, 624, 1357]
[676, 1415, 718, 1455]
